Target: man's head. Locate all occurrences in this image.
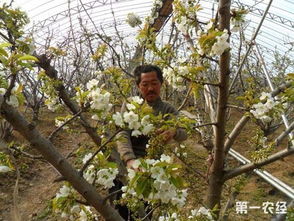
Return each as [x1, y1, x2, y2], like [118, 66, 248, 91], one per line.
[134, 65, 163, 103]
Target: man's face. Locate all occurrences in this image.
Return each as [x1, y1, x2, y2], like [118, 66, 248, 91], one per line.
[138, 71, 162, 103]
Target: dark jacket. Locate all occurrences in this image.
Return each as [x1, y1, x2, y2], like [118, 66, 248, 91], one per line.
[116, 97, 187, 163]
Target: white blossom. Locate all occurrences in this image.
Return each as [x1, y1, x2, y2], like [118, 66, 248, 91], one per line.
[163, 67, 186, 91]
[55, 118, 69, 129]
[0, 88, 6, 95]
[70, 205, 81, 213]
[210, 30, 230, 56]
[126, 13, 142, 27]
[6, 95, 19, 108]
[45, 97, 60, 112]
[132, 129, 142, 137]
[82, 153, 93, 165]
[123, 111, 141, 130]
[91, 114, 99, 121]
[160, 154, 172, 163]
[56, 185, 71, 199]
[86, 79, 99, 90]
[196, 207, 213, 220]
[96, 168, 119, 188]
[132, 159, 141, 169]
[125, 155, 187, 208]
[250, 93, 283, 123]
[131, 96, 144, 104]
[153, 0, 163, 8]
[61, 212, 69, 218]
[142, 124, 154, 135]
[88, 89, 112, 112]
[83, 165, 96, 184]
[205, 20, 214, 30]
[112, 112, 124, 127]
[260, 92, 271, 101]
[79, 209, 87, 221]
[0, 165, 12, 173]
[126, 103, 136, 111]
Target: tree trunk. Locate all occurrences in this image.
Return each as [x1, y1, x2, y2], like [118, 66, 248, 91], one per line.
[0, 96, 123, 221]
[206, 0, 231, 213]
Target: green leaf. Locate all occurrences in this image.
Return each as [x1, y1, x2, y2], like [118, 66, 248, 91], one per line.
[0, 48, 8, 57]
[170, 176, 184, 188]
[0, 42, 12, 48]
[135, 176, 152, 198]
[0, 56, 8, 66]
[18, 55, 39, 62]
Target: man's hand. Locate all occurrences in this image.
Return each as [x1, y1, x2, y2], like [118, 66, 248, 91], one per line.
[126, 159, 138, 170]
[156, 128, 176, 144]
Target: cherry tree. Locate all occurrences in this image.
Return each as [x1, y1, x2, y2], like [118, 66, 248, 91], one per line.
[0, 0, 293, 220]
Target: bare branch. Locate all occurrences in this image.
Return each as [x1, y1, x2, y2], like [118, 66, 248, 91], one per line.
[48, 109, 83, 141]
[276, 120, 294, 147]
[79, 129, 122, 175]
[177, 86, 192, 111]
[224, 115, 250, 154]
[10, 145, 44, 161]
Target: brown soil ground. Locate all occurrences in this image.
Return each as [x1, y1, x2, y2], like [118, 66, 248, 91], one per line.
[0, 108, 293, 220]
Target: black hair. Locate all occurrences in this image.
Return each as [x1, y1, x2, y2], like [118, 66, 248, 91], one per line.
[133, 64, 163, 85]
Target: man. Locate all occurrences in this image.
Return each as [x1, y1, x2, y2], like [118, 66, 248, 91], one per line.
[116, 64, 187, 169]
[112, 64, 187, 220]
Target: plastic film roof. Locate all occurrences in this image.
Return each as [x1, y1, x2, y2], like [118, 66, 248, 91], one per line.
[3, 0, 294, 69]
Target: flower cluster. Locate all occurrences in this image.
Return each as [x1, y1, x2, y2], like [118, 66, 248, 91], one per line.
[250, 92, 286, 123]
[173, 0, 200, 34]
[88, 89, 112, 112]
[230, 8, 248, 32]
[174, 144, 188, 158]
[126, 13, 142, 27]
[157, 207, 213, 221]
[158, 212, 179, 221]
[45, 96, 60, 112]
[122, 154, 187, 208]
[60, 204, 96, 221]
[75, 78, 113, 120]
[0, 165, 11, 173]
[0, 87, 20, 108]
[188, 207, 213, 220]
[55, 184, 72, 199]
[112, 96, 155, 137]
[210, 30, 230, 56]
[82, 152, 118, 189]
[197, 26, 230, 56]
[249, 131, 275, 162]
[143, 0, 163, 25]
[54, 184, 97, 220]
[0, 151, 13, 173]
[163, 67, 186, 92]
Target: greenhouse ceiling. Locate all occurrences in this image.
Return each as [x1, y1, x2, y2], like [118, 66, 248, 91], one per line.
[3, 0, 294, 69]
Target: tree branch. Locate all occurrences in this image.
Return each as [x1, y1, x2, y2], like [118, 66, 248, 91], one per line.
[79, 129, 122, 175]
[224, 115, 250, 154]
[223, 121, 294, 181]
[35, 53, 102, 146]
[48, 109, 83, 141]
[223, 147, 294, 181]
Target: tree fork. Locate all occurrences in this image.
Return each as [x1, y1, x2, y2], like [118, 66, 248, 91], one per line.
[0, 96, 123, 221]
[35, 54, 102, 146]
[206, 0, 231, 212]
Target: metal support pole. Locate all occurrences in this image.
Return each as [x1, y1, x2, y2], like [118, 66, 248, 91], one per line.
[229, 0, 274, 93]
[229, 148, 294, 199]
